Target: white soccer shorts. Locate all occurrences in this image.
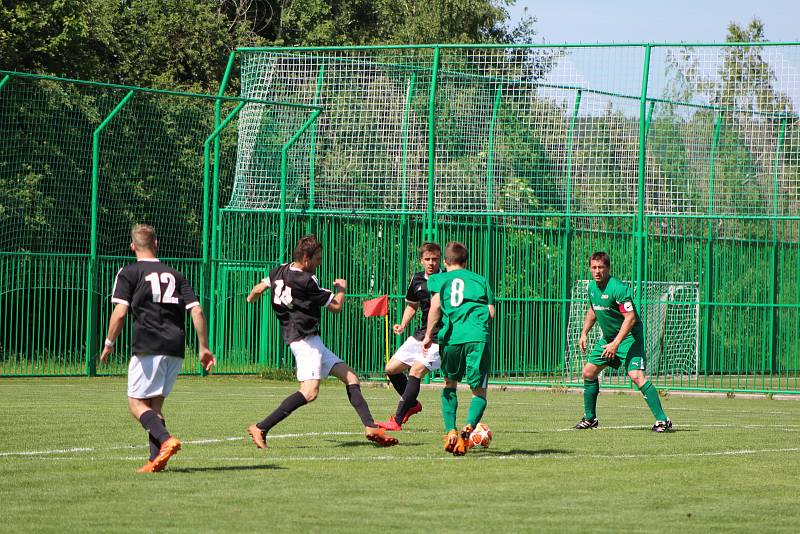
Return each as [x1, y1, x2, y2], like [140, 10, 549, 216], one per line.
[290, 335, 344, 382]
[391, 336, 441, 371]
[127, 355, 183, 399]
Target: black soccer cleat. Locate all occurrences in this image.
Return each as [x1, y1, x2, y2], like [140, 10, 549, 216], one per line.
[652, 420, 673, 433]
[574, 417, 599, 430]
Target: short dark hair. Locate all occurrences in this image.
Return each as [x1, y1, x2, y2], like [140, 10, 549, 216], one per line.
[444, 241, 468, 266]
[131, 224, 157, 251]
[418, 242, 441, 257]
[293, 234, 322, 262]
[589, 251, 610, 267]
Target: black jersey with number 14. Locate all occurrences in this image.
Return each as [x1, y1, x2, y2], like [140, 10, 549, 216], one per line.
[267, 263, 334, 345]
[111, 259, 199, 357]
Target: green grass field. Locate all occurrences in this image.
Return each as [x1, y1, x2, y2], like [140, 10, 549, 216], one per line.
[3, 377, 800, 533]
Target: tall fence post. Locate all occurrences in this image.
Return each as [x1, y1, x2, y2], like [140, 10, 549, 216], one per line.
[702, 114, 723, 381]
[203, 101, 246, 372]
[426, 47, 441, 242]
[560, 89, 582, 370]
[208, 52, 238, 359]
[86, 90, 135, 376]
[768, 117, 787, 376]
[485, 84, 503, 284]
[397, 73, 418, 347]
[635, 45, 652, 341]
[306, 62, 327, 235]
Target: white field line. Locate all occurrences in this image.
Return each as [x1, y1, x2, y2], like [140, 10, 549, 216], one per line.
[0, 432, 359, 457]
[11, 447, 800, 463]
[3, 423, 800, 458]
[553, 423, 800, 431]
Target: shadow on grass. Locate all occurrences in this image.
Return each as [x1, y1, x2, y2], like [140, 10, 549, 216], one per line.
[620, 428, 694, 433]
[480, 448, 572, 457]
[169, 464, 286, 473]
[332, 439, 426, 448]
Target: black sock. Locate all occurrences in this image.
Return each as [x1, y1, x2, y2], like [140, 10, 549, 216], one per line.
[148, 416, 165, 461]
[139, 410, 170, 444]
[256, 391, 308, 433]
[346, 384, 375, 427]
[395, 376, 421, 421]
[387, 373, 408, 396]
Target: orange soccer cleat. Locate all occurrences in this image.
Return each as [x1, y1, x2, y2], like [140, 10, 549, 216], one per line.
[365, 427, 399, 447]
[452, 425, 474, 456]
[138, 436, 181, 472]
[443, 429, 459, 453]
[248, 424, 267, 449]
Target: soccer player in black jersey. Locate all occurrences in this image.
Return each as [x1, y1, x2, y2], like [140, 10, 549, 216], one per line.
[245, 234, 398, 448]
[100, 225, 216, 473]
[375, 242, 442, 431]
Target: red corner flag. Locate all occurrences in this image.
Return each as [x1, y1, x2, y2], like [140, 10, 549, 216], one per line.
[362, 295, 388, 317]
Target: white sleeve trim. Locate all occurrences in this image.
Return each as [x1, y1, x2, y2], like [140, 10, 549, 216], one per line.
[323, 292, 335, 308]
[185, 301, 200, 310]
[261, 277, 270, 286]
[111, 298, 129, 306]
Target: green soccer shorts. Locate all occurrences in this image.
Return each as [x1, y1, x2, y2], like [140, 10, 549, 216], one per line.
[440, 341, 491, 389]
[587, 337, 646, 372]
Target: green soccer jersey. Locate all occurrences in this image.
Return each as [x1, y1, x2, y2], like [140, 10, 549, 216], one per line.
[588, 276, 643, 342]
[427, 268, 494, 344]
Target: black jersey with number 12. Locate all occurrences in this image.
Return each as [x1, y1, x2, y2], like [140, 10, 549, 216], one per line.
[111, 259, 199, 357]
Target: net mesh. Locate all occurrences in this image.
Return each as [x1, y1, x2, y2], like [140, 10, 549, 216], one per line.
[564, 280, 700, 380]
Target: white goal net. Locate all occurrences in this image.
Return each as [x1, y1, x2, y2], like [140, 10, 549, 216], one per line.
[564, 280, 700, 379]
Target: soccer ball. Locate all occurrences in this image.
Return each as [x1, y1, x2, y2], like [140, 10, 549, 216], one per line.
[469, 422, 492, 449]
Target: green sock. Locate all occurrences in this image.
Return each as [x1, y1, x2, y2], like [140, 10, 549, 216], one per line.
[441, 387, 458, 431]
[583, 379, 599, 420]
[466, 395, 487, 428]
[639, 380, 667, 421]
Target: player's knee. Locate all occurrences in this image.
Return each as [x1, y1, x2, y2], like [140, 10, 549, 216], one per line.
[581, 367, 597, 380]
[409, 365, 428, 379]
[301, 389, 318, 402]
[472, 387, 487, 397]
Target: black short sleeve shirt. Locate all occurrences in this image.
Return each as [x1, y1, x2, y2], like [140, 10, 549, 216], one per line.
[405, 270, 441, 342]
[111, 259, 199, 357]
[267, 263, 334, 344]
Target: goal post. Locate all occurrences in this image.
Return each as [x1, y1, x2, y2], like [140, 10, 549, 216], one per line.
[564, 280, 700, 380]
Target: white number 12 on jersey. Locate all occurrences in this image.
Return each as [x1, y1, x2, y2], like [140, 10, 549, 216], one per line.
[144, 272, 179, 304]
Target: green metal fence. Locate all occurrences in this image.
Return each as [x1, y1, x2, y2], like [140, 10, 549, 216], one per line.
[2, 43, 800, 394]
[0, 70, 319, 376]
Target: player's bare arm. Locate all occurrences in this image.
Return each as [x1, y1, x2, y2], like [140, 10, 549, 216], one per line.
[100, 303, 128, 363]
[246, 278, 270, 303]
[190, 306, 216, 371]
[422, 293, 441, 350]
[325, 278, 347, 313]
[393, 302, 420, 334]
[488, 304, 496, 320]
[579, 306, 596, 353]
[602, 309, 637, 358]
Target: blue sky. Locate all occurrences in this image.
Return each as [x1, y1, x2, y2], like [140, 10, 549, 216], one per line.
[507, 0, 800, 43]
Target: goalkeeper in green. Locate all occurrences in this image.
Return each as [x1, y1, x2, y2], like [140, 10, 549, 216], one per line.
[422, 241, 495, 455]
[575, 252, 672, 433]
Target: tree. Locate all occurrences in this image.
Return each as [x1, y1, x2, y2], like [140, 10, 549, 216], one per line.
[1, 1, 537, 90]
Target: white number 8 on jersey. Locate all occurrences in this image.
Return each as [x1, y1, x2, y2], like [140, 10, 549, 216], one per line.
[450, 278, 465, 307]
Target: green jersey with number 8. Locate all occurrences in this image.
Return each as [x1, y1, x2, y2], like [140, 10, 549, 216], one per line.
[427, 269, 494, 344]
